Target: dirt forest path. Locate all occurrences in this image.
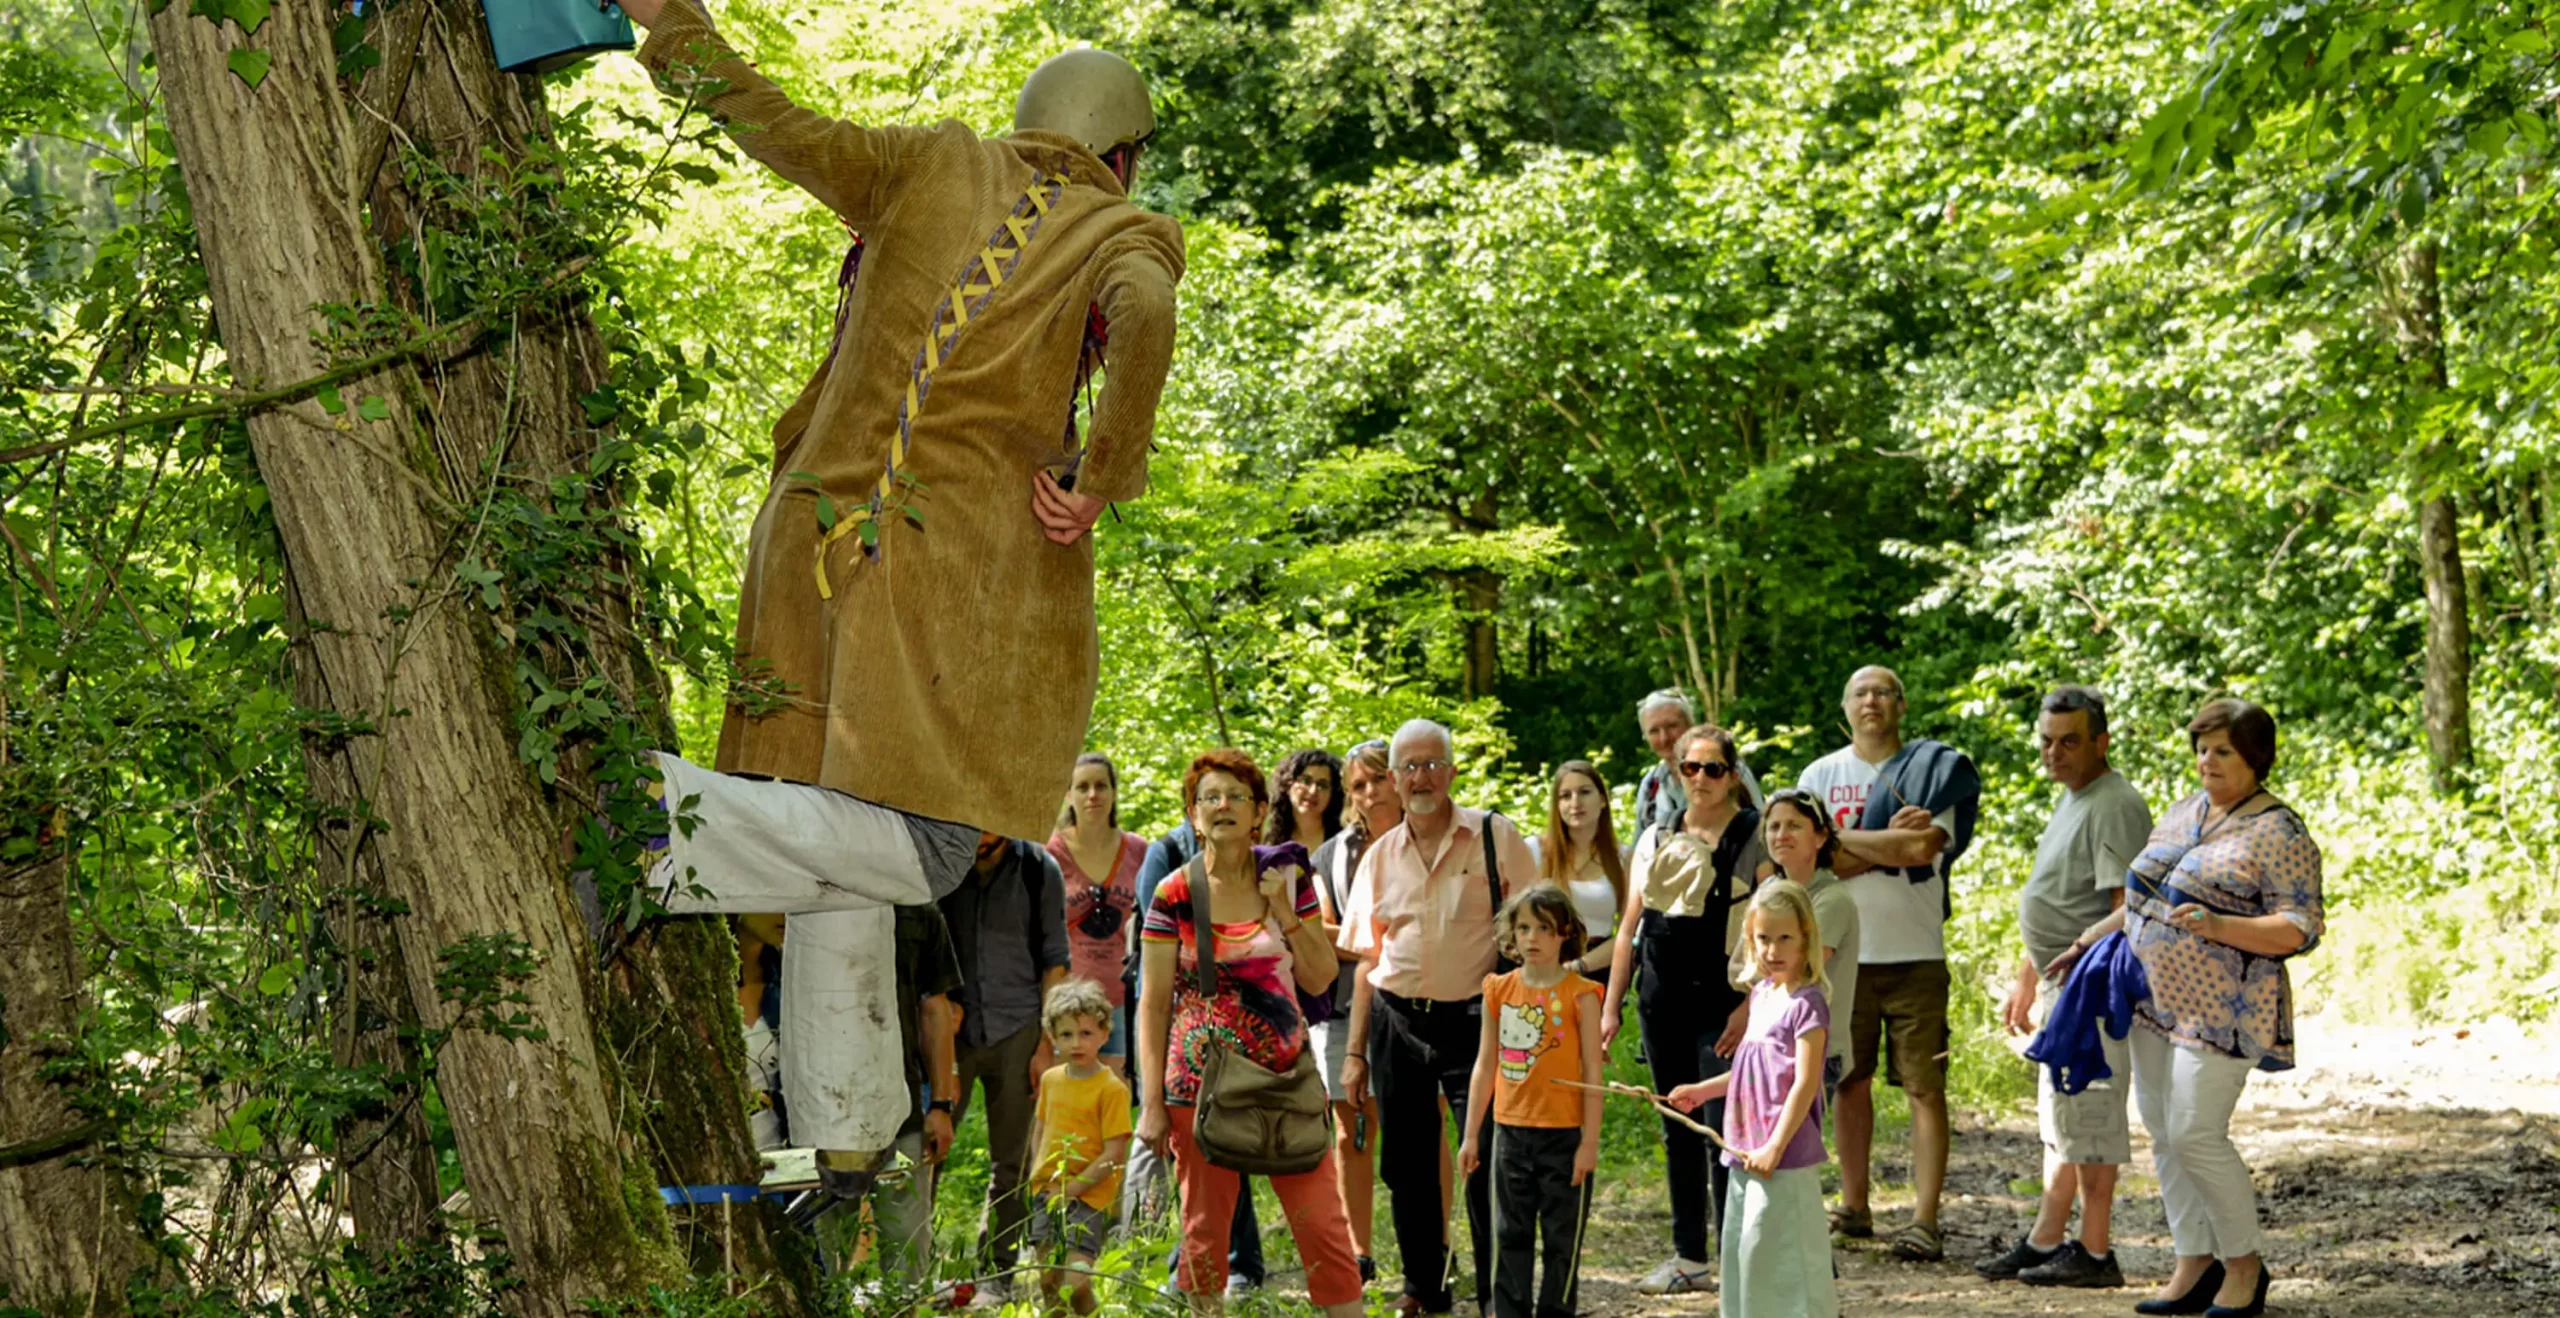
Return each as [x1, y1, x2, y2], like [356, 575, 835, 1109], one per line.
[1571, 1016, 2560, 1317]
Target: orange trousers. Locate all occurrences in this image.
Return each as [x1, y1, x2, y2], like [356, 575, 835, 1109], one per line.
[1165, 1105, 1363, 1306]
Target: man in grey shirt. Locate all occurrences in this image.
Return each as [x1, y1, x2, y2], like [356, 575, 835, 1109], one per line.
[1976, 686, 2154, 1289]
[1631, 687, 1764, 835]
[939, 833, 1071, 1298]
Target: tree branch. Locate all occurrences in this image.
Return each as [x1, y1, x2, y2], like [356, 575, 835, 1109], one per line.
[0, 1118, 109, 1170]
[0, 255, 592, 467]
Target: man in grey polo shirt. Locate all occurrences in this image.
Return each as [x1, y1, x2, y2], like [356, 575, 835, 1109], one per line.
[1976, 685, 2153, 1289]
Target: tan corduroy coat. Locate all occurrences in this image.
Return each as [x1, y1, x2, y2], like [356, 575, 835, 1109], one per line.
[641, 2, 1185, 841]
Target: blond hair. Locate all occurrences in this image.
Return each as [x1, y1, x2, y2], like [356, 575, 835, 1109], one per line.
[1041, 978, 1115, 1040]
[1744, 880, 1829, 995]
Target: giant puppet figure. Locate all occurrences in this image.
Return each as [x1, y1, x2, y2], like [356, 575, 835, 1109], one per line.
[612, 0, 1183, 1184]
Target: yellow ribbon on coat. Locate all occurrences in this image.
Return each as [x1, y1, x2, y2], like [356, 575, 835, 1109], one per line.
[814, 173, 1063, 599]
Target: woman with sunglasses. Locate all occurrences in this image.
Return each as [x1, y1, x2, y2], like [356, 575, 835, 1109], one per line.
[1601, 725, 1769, 1296]
[1048, 752, 1148, 1081]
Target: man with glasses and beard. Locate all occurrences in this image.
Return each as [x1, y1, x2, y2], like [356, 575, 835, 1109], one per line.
[1340, 720, 1539, 1316]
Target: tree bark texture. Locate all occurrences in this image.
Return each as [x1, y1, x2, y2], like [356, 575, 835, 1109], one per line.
[289, 585, 442, 1248]
[2405, 243, 2474, 787]
[146, 4, 677, 1311]
[0, 853, 148, 1316]
[366, 3, 809, 1291]
[1453, 490, 1500, 699]
[2418, 490, 2474, 785]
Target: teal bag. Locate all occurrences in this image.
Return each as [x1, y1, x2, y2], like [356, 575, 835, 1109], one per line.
[483, 0, 635, 75]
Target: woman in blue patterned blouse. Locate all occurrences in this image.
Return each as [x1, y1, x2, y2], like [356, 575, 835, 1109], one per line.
[2090, 698, 2320, 1318]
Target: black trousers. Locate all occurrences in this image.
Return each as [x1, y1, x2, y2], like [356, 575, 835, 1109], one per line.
[1639, 976, 1743, 1263]
[1492, 1124, 1594, 1318]
[1371, 991, 1494, 1311]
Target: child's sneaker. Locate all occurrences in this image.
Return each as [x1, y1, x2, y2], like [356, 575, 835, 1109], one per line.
[1632, 1257, 1714, 1294]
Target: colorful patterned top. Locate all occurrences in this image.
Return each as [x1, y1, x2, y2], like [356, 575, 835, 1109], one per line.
[1141, 847, 1320, 1106]
[2124, 792, 2324, 1071]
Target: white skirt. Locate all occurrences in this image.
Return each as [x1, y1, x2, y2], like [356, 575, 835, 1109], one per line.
[1719, 1165, 1838, 1318]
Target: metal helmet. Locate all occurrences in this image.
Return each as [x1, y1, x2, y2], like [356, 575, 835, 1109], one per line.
[1012, 48, 1156, 159]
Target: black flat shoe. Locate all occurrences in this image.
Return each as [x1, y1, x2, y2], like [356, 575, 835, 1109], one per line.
[2133, 1259, 2226, 1315]
[2203, 1264, 2271, 1318]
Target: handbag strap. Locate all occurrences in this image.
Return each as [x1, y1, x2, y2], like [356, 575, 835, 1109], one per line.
[1187, 856, 1218, 999]
[1481, 812, 1506, 919]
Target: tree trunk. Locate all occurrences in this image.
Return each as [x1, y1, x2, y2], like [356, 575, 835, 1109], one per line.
[2417, 491, 2473, 784]
[146, 5, 678, 1312]
[2405, 243, 2473, 788]
[0, 853, 148, 1316]
[1453, 490, 1500, 699]
[364, 9, 808, 1290]
[289, 581, 442, 1248]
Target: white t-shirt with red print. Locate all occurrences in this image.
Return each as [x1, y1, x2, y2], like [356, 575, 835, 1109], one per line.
[1795, 746, 1951, 965]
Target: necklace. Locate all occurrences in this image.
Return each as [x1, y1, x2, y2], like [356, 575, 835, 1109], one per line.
[2195, 789, 2269, 844]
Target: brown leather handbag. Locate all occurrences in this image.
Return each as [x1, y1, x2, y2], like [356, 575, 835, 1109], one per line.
[1184, 859, 1332, 1175]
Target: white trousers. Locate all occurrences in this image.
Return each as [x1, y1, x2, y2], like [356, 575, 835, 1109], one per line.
[2129, 1027, 2262, 1260]
[652, 752, 934, 1152]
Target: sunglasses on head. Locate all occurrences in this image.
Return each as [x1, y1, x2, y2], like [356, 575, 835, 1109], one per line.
[1680, 759, 1732, 780]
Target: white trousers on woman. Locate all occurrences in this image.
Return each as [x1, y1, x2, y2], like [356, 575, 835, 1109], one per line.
[2129, 1027, 2263, 1260]
[650, 751, 943, 1152]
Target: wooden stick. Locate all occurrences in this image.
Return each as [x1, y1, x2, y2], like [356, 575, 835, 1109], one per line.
[1550, 1078, 1731, 1149]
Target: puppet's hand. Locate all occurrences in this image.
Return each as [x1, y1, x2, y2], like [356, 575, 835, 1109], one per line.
[1033, 471, 1105, 545]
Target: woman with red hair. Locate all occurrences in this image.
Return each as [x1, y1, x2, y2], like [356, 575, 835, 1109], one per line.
[1134, 750, 1365, 1317]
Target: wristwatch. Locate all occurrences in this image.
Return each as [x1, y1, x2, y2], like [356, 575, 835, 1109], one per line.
[927, 1098, 955, 1115]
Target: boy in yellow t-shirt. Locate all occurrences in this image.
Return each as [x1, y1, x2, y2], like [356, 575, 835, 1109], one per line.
[1026, 979, 1132, 1315]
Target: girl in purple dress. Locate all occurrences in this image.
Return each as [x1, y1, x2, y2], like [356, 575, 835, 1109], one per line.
[1669, 881, 1839, 1317]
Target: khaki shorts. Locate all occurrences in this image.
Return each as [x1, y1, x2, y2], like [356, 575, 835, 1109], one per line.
[1027, 1195, 1111, 1259]
[2032, 978, 2131, 1165]
[1843, 960, 1950, 1098]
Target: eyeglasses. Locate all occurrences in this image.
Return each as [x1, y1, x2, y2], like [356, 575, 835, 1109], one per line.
[1680, 760, 1733, 780]
[1392, 759, 1452, 777]
[1195, 791, 1253, 809]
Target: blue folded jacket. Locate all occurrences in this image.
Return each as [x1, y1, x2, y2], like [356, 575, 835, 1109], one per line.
[2023, 930, 2148, 1096]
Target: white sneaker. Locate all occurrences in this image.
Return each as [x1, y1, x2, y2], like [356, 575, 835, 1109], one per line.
[1633, 1257, 1715, 1295]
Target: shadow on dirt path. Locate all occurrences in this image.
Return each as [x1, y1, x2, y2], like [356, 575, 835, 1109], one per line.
[1571, 1019, 2560, 1316]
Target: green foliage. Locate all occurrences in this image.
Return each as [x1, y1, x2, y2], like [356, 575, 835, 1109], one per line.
[433, 933, 548, 1043]
[11, 0, 2560, 1305]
